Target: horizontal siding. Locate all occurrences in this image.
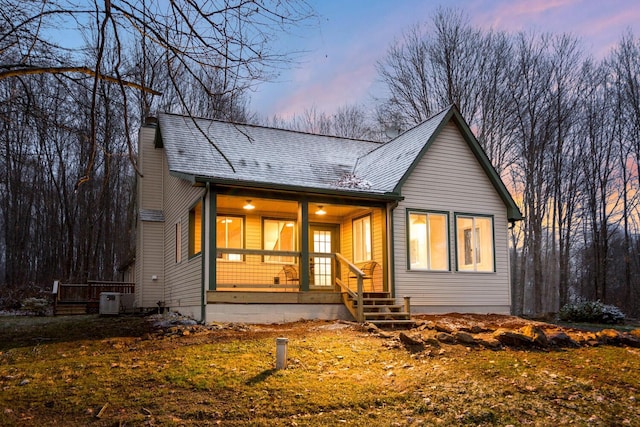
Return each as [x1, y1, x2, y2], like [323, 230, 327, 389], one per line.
[394, 123, 510, 310]
[163, 163, 205, 309]
[135, 217, 143, 307]
[138, 126, 163, 211]
[136, 125, 164, 308]
[139, 222, 165, 307]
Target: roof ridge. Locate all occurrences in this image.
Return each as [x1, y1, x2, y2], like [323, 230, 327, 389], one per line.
[157, 111, 380, 143]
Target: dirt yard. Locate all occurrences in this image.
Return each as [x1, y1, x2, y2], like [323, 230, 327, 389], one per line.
[1, 313, 639, 426]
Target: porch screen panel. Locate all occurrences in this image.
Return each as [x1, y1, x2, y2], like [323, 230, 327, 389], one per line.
[217, 216, 243, 261]
[353, 215, 372, 263]
[263, 219, 296, 263]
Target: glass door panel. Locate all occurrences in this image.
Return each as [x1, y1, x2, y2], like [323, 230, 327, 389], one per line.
[310, 224, 339, 288]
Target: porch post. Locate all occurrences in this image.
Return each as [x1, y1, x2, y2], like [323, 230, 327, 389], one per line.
[299, 200, 310, 291]
[208, 185, 217, 291]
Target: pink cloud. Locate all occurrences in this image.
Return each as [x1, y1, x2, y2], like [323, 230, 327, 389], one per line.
[469, 0, 580, 32]
[270, 61, 377, 119]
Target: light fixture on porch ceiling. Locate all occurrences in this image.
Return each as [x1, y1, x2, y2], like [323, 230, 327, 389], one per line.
[315, 205, 326, 215]
[243, 200, 255, 210]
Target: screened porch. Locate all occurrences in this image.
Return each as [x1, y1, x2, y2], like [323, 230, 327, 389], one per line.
[209, 194, 387, 294]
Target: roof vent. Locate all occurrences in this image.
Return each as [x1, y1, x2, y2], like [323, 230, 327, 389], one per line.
[384, 125, 401, 139]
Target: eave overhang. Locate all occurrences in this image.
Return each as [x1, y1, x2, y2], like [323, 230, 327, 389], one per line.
[170, 171, 404, 203]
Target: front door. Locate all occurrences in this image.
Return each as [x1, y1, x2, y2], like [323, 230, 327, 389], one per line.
[310, 224, 340, 289]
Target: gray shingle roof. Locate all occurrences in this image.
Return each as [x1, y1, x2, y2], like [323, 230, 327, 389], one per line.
[353, 107, 451, 192]
[155, 106, 522, 221]
[157, 113, 383, 193]
[156, 108, 453, 197]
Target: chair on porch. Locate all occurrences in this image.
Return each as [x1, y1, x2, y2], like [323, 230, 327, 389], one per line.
[281, 265, 300, 285]
[349, 261, 379, 292]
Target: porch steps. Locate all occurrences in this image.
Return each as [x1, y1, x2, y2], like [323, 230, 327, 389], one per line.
[54, 303, 88, 316]
[349, 292, 414, 328]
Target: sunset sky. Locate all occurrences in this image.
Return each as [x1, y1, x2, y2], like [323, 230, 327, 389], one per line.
[250, 0, 640, 119]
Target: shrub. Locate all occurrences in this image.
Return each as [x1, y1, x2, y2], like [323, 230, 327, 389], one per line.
[558, 300, 625, 324]
[21, 297, 51, 316]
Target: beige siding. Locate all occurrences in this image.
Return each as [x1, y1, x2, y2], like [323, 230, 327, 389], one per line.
[162, 168, 205, 311]
[138, 221, 165, 307]
[393, 122, 510, 313]
[138, 126, 163, 211]
[136, 125, 165, 308]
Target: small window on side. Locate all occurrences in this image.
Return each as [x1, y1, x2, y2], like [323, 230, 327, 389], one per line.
[189, 201, 203, 257]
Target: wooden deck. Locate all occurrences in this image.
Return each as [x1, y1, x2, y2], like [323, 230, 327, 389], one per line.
[52, 281, 135, 315]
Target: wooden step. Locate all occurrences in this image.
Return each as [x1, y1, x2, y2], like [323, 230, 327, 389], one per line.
[54, 304, 87, 315]
[362, 305, 406, 313]
[351, 298, 396, 306]
[364, 312, 411, 319]
[362, 292, 391, 298]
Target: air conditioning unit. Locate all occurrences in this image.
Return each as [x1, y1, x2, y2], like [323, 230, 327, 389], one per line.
[99, 292, 121, 315]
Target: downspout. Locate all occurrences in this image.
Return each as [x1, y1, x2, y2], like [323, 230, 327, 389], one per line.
[200, 183, 210, 323]
[386, 201, 399, 298]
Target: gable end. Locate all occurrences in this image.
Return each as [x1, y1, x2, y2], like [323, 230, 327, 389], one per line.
[394, 106, 522, 222]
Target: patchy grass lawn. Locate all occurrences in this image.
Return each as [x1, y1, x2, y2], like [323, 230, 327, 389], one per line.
[0, 315, 639, 426]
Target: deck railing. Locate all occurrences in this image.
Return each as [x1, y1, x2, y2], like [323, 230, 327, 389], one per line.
[53, 280, 135, 303]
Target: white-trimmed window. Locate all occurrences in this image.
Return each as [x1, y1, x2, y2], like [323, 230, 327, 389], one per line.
[353, 215, 372, 263]
[408, 211, 449, 271]
[175, 221, 182, 263]
[216, 215, 244, 261]
[263, 219, 296, 263]
[455, 214, 494, 272]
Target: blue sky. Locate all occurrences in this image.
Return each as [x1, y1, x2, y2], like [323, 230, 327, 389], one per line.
[250, 0, 640, 119]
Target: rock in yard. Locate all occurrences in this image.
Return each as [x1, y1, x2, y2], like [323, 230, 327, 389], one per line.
[492, 328, 535, 348]
[436, 332, 456, 344]
[619, 333, 640, 348]
[519, 325, 549, 347]
[453, 331, 476, 345]
[597, 329, 622, 345]
[399, 332, 423, 347]
[476, 336, 502, 349]
[547, 330, 579, 348]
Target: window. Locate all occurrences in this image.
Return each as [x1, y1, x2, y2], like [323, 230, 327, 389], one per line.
[263, 219, 296, 263]
[353, 215, 372, 263]
[408, 211, 449, 271]
[175, 221, 182, 263]
[217, 215, 244, 261]
[455, 215, 494, 272]
[189, 201, 202, 257]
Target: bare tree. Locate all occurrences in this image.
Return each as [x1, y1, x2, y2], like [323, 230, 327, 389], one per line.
[0, 0, 314, 177]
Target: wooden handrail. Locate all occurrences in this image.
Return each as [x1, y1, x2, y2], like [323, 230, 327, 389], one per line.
[335, 253, 365, 322]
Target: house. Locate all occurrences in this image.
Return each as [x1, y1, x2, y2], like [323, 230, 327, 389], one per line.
[134, 105, 522, 324]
